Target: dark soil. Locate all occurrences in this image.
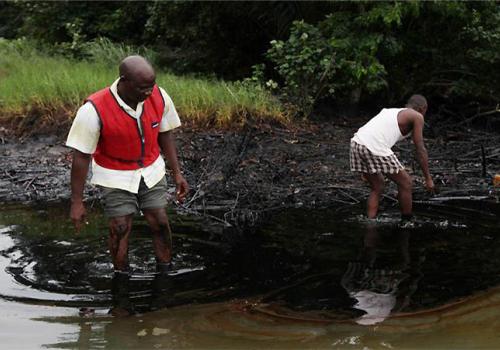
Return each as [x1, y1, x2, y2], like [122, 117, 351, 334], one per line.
[0, 119, 499, 228]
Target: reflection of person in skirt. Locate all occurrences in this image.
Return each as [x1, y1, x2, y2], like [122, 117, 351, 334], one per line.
[350, 95, 435, 222]
[341, 222, 423, 325]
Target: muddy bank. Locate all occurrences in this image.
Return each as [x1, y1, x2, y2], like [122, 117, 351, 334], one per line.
[0, 121, 499, 228]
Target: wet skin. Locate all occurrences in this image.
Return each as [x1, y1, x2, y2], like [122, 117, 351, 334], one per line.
[108, 209, 173, 271]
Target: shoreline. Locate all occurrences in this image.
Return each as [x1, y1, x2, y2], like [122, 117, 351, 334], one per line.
[0, 121, 498, 228]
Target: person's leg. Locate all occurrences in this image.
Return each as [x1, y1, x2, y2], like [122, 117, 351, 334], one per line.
[143, 208, 172, 266]
[138, 176, 172, 272]
[100, 185, 138, 271]
[99, 186, 138, 315]
[386, 169, 413, 217]
[108, 214, 133, 271]
[363, 172, 385, 219]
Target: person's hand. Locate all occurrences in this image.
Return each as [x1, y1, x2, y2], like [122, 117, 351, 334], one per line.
[70, 200, 87, 234]
[174, 173, 189, 203]
[425, 177, 435, 194]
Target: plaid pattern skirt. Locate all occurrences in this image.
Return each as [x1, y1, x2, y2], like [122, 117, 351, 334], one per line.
[350, 140, 404, 174]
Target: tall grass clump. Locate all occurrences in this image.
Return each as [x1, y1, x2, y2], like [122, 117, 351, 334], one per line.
[82, 37, 158, 67]
[0, 38, 286, 132]
[0, 38, 115, 114]
[160, 75, 285, 126]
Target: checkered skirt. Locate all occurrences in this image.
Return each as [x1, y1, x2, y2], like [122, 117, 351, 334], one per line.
[350, 140, 404, 174]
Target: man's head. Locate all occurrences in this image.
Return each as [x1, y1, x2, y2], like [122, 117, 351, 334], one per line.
[406, 94, 427, 116]
[118, 55, 156, 104]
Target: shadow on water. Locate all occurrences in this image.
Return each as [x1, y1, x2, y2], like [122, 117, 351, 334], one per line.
[1, 199, 500, 348]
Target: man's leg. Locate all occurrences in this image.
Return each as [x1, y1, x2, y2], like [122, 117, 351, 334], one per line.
[145, 209, 174, 311]
[143, 208, 173, 267]
[387, 169, 413, 217]
[363, 172, 385, 219]
[108, 214, 133, 271]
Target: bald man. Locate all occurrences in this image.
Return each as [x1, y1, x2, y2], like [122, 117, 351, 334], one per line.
[350, 95, 434, 222]
[67, 56, 189, 283]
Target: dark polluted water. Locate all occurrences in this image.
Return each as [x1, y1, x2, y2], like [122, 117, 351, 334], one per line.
[0, 201, 500, 349]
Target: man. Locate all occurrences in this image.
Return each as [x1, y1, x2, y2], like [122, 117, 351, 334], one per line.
[67, 55, 189, 279]
[350, 94, 434, 221]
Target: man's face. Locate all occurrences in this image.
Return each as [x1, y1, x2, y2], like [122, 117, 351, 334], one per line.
[122, 73, 155, 103]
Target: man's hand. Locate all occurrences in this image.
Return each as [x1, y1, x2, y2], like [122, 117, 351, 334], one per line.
[174, 173, 189, 203]
[70, 149, 91, 233]
[425, 177, 435, 194]
[70, 200, 87, 233]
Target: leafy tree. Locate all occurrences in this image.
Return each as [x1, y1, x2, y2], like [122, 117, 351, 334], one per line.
[143, 1, 333, 78]
[262, 2, 408, 116]
[1, 0, 498, 120]
[0, 1, 333, 78]
[5, 1, 149, 57]
[260, 1, 500, 118]
[0, 1, 23, 38]
[264, 21, 339, 116]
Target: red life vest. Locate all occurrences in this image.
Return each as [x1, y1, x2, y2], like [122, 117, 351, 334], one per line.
[87, 85, 165, 170]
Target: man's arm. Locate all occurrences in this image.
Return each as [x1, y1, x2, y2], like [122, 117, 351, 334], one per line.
[411, 113, 435, 192]
[70, 150, 91, 232]
[158, 131, 189, 202]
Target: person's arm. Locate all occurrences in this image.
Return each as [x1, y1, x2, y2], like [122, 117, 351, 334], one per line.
[412, 113, 435, 192]
[66, 102, 100, 232]
[158, 131, 189, 202]
[70, 150, 91, 232]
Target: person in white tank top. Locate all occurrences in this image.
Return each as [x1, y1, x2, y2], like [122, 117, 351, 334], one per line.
[352, 108, 411, 157]
[350, 95, 435, 221]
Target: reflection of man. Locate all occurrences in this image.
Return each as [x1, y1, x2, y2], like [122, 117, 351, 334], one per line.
[341, 222, 420, 325]
[350, 95, 435, 222]
[109, 271, 172, 316]
[67, 55, 189, 278]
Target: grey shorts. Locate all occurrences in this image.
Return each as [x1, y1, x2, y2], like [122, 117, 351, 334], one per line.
[100, 176, 169, 218]
[350, 141, 404, 174]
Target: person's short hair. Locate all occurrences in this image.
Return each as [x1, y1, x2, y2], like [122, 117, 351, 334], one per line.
[406, 94, 427, 110]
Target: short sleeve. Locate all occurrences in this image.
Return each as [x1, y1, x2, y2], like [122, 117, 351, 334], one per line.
[158, 87, 181, 132]
[65, 102, 101, 154]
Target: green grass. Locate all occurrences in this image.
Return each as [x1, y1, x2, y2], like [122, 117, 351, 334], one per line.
[0, 38, 287, 128]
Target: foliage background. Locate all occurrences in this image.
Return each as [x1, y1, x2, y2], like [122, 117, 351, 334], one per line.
[0, 0, 499, 121]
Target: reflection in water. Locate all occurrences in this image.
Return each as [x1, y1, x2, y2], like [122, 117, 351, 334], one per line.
[108, 268, 176, 316]
[1, 203, 500, 349]
[251, 208, 500, 325]
[341, 221, 422, 325]
[0, 203, 306, 312]
[109, 271, 134, 316]
[42, 288, 500, 349]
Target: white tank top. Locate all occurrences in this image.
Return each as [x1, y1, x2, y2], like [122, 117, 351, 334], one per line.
[352, 108, 409, 156]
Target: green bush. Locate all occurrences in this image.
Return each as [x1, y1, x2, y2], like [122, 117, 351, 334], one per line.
[262, 2, 500, 118]
[264, 9, 392, 116]
[265, 21, 339, 117]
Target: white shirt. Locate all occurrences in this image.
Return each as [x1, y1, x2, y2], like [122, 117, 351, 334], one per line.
[352, 108, 408, 156]
[66, 78, 181, 193]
